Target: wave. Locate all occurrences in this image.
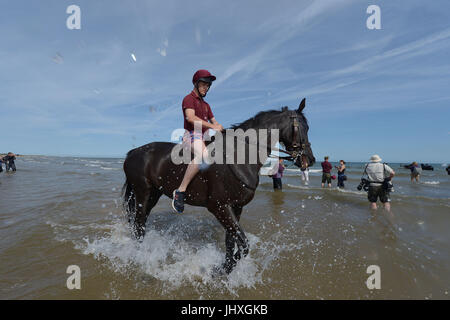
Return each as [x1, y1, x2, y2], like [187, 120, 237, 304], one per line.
[422, 181, 440, 185]
[286, 183, 366, 196]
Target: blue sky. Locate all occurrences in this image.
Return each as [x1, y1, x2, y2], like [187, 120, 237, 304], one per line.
[1, 0, 449, 162]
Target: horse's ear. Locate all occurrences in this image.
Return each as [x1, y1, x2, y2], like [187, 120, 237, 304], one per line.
[297, 98, 306, 113]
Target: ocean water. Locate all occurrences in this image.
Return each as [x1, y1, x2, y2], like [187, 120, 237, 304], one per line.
[0, 156, 449, 299]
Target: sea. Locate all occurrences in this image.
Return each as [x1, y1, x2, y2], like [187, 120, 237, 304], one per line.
[0, 156, 449, 299]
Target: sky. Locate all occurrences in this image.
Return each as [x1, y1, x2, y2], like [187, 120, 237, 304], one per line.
[1, 0, 449, 163]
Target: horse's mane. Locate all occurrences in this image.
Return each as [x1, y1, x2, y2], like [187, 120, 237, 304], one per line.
[229, 106, 307, 130]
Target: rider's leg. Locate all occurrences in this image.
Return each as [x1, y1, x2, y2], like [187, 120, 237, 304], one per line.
[178, 138, 206, 192]
[172, 137, 207, 214]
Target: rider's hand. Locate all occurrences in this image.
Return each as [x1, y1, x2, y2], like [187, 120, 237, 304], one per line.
[213, 124, 224, 132]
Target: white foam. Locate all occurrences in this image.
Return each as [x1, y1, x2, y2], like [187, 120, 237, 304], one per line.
[335, 188, 366, 196]
[100, 167, 119, 171]
[287, 184, 309, 190]
[422, 181, 440, 185]
[77, 218, 301, 295]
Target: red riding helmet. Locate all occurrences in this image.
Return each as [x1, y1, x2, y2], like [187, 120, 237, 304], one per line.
[192, 69, 216, 84]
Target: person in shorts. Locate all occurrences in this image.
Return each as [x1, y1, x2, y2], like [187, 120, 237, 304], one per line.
[321, 156, 332, 187]
[363, 155, 395, 211]
[172, 70, 224, 214]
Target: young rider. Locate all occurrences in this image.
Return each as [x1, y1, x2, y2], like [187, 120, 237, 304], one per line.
[172, 70, 224, 214]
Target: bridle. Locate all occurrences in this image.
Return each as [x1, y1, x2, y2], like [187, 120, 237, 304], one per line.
[272, 111, 310, 164]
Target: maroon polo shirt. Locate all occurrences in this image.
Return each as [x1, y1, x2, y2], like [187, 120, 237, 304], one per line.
[182, 90, 214, 133]
[321, 161, 332, 173]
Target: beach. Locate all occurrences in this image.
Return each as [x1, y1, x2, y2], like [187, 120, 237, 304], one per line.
[0, 156, 449, 299]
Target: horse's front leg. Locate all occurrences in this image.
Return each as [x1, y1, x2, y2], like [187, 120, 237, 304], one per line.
[223, 232, 236, 274]
[230, 206, 249, 262]
[213, 205, 249, 274]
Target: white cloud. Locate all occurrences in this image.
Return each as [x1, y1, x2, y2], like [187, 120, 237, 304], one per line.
[328, 28, 450, 77]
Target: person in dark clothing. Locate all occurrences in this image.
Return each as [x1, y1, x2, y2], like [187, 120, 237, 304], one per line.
[446, 165, 450, 175]
[4, 152, 17, 172]
[336, 160, 346, 188]
[321, 156, 332, 188]
[271, 159, 285, 190]
[0, 156, 3, 173]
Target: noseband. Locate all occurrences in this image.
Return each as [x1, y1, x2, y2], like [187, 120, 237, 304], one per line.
[277, 111, 309, 162]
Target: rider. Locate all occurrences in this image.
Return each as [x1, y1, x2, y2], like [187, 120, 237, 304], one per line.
[172, 69, 224, 214]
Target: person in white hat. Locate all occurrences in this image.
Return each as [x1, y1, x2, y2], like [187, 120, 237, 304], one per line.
[362, 155, 395, 211]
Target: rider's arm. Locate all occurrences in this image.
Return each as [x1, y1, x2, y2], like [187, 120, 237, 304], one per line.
[210, 117, 218, 124]
[184, 108, 217, 130]
[209, 117, 224, 131]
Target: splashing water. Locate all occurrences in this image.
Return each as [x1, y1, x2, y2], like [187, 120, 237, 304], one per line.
[79, 216, 301, 296]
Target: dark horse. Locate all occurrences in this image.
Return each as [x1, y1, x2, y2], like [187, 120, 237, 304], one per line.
[122, 98, 315, 274]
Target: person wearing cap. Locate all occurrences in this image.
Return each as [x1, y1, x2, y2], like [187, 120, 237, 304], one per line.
[321, 156, 332, 188]
[362, 155, 395, 211]
[172, 69, 224, 214]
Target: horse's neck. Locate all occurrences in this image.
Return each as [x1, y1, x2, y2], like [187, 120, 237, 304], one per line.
[251, 122, 282, 166]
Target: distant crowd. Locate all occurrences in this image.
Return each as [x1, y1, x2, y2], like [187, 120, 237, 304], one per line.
[270, 154, 449, 212]
[0, 152, 17, 173]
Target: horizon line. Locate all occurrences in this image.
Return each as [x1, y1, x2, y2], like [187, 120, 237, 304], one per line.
[8, 153, 447, 164]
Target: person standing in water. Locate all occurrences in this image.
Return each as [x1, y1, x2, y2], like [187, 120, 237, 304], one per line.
[300, 159, 309, 185]
[0, 156, 3, 173]
[363, 155, 395, 212]
[4, 152, 17, 172]
[410, 161, 422, 182]
[271, 159, 285, 190]
[321, 156, 332, 188]
[336, 160, 346, 188]
[172, 70, 224, 214]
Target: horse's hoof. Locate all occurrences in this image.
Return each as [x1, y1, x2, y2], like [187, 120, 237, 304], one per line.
[132, 231, 145, 242]
[212, 261, 236, 278]
[136, 236, 144, 243]
[211, 265, 226, 278]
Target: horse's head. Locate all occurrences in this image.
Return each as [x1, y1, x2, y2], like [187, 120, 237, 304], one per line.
[279, 98, 315, 169]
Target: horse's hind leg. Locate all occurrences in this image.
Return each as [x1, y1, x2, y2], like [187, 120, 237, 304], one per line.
[134, 187, 162, 240]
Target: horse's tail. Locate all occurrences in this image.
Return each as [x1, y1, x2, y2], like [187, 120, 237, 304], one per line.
[122, 148, 137, 218]
[122, 178, 136, 223]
